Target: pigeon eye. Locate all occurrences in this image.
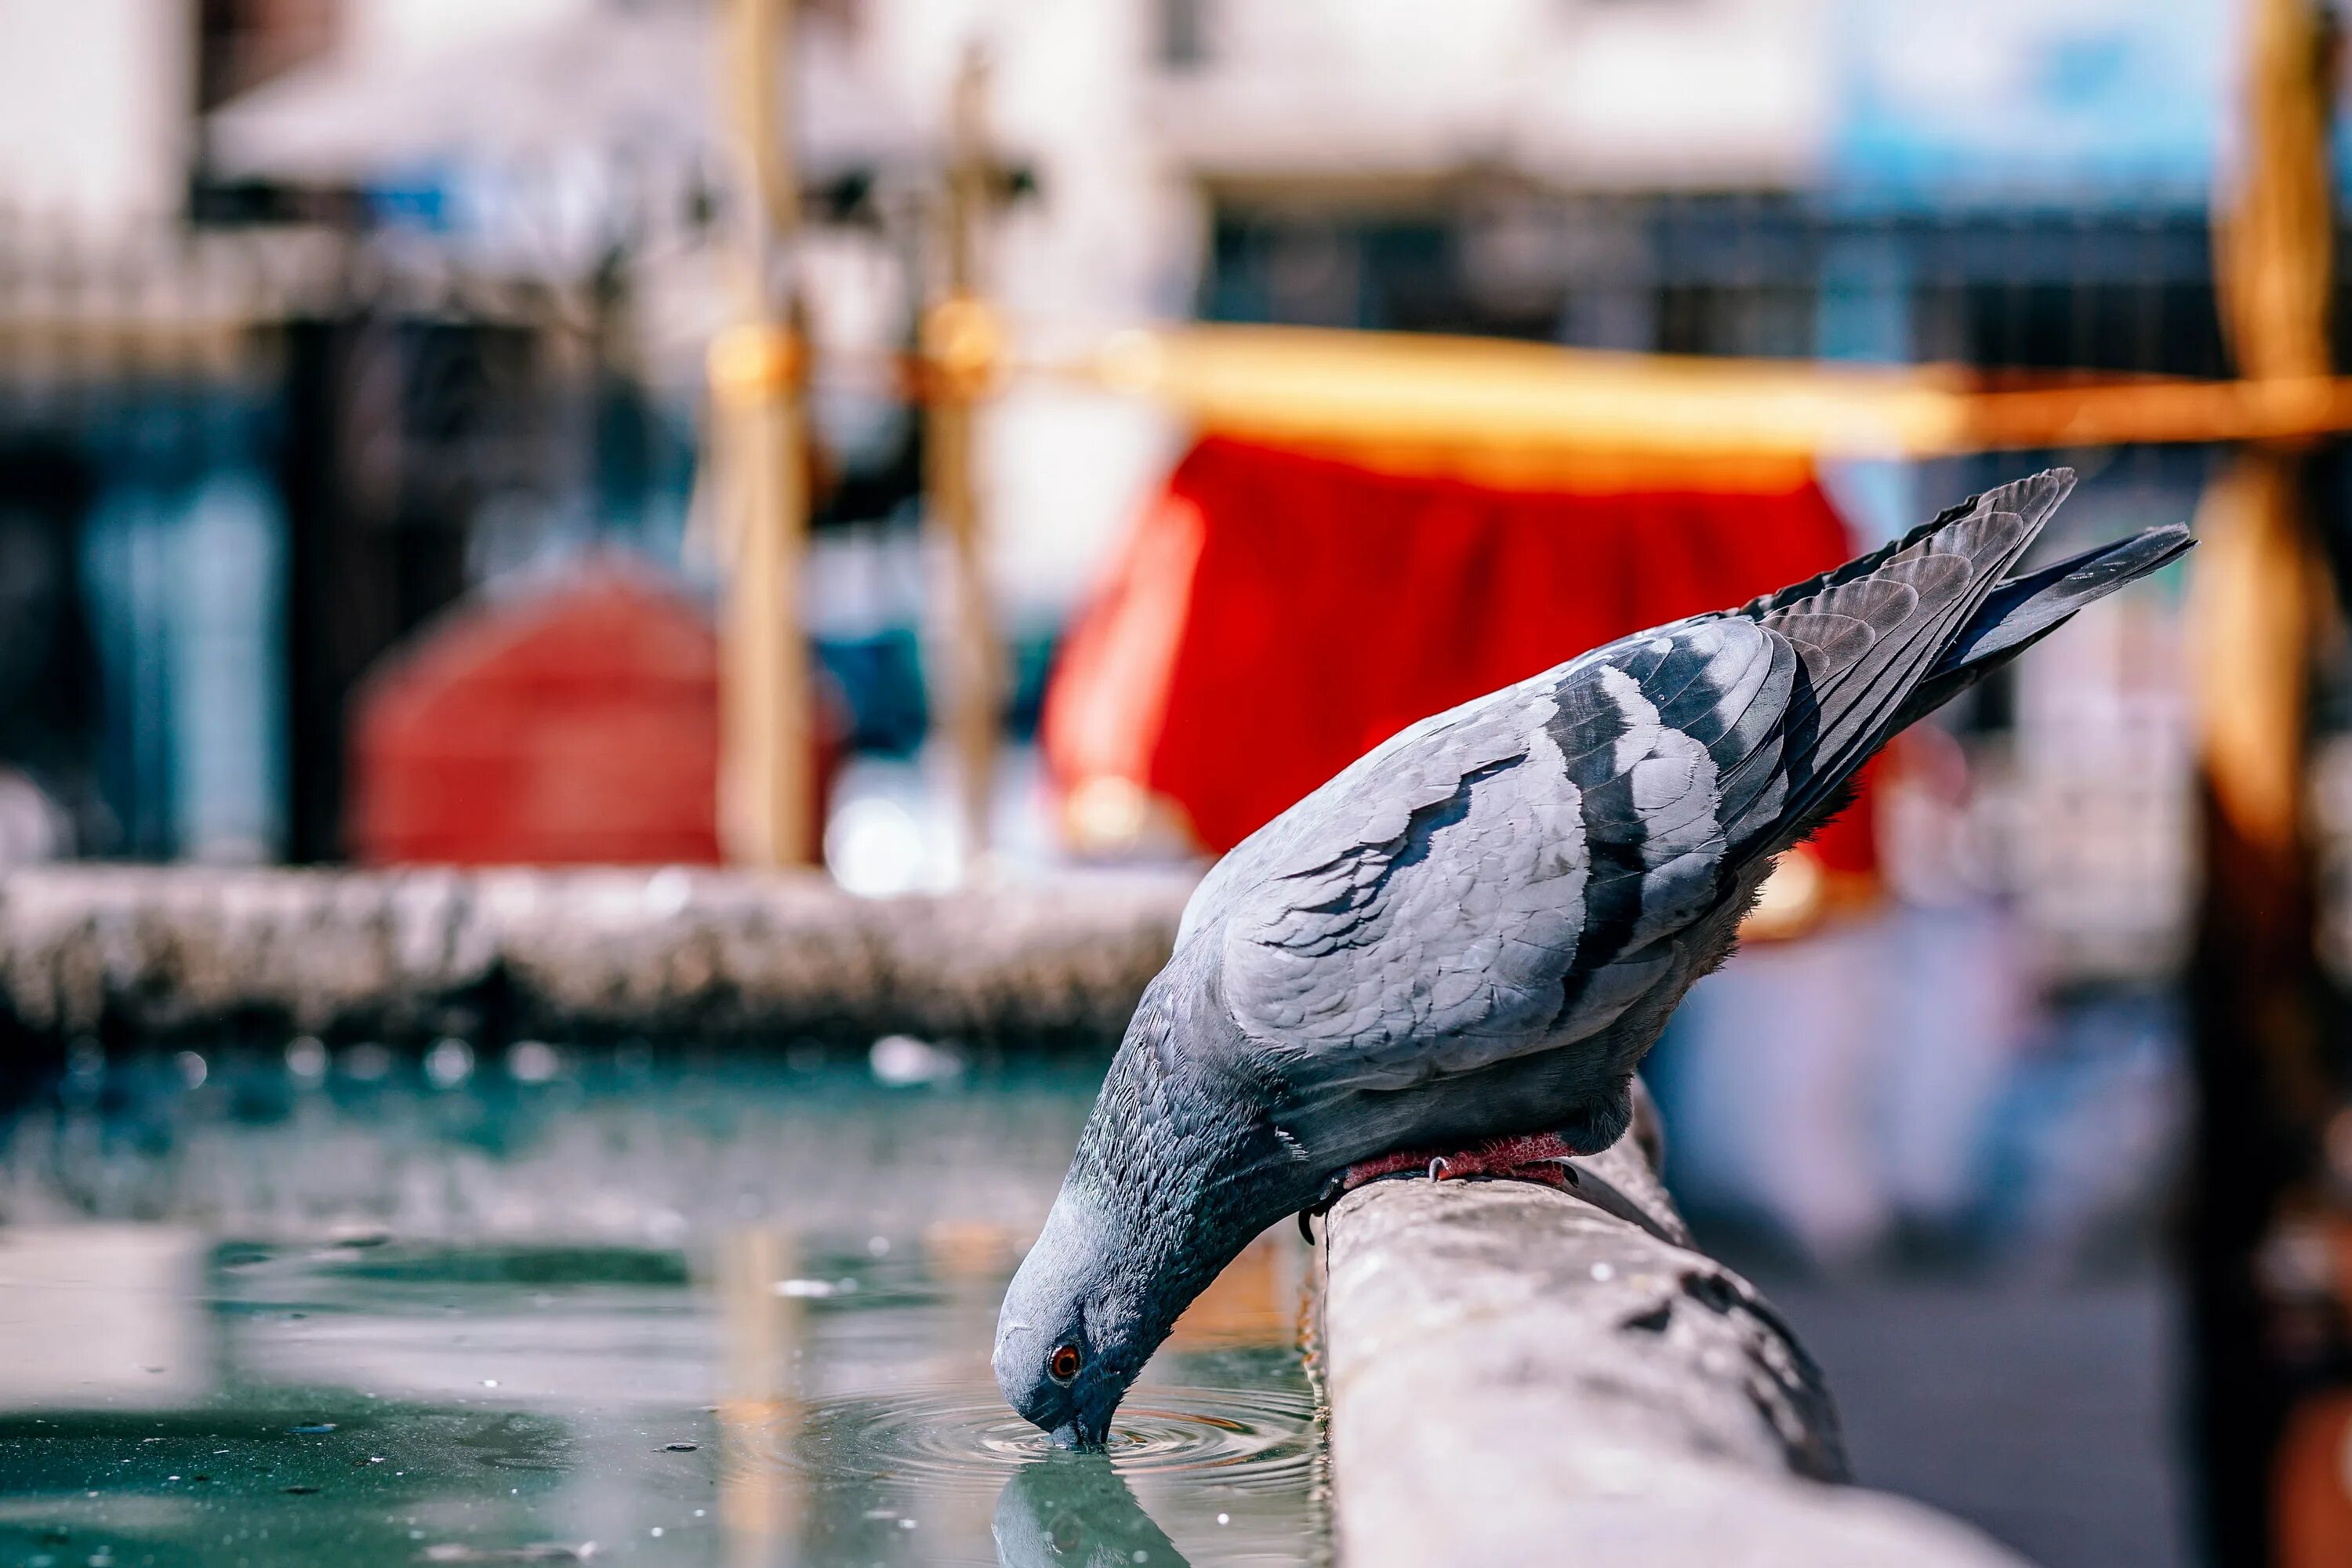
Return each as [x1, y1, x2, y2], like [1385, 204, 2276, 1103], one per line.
[1048, 1344, 1083, 1382]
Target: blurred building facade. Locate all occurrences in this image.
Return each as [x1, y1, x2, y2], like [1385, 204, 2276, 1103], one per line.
[0, 0, 2231, 874]
[0, 0, 2254, 1258]
[0, 0, 2292, 1218]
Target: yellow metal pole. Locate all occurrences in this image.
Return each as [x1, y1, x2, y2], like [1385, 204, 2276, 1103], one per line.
[1052, 323, 2352, 472]
[714, 0, 814, 868]
[923, 46, 1006, 875]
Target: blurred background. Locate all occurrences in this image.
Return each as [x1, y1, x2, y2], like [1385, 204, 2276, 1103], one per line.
[3, 1, 2352, 1565]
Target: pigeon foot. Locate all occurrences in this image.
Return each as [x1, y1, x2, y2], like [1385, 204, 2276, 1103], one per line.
[1298, 1131, 1584, 1241]
[1341, 1130, 1581, 1192]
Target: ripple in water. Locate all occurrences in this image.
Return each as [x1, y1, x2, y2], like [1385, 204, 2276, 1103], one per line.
[769, 1382, 1319, 1499]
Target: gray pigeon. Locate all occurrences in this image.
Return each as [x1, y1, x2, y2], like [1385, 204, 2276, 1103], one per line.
[995, 470, 2189, 1446]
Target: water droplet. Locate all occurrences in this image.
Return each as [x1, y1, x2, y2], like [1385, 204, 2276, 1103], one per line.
[869, 1034, 963, 1087]
[425, 1039, 474, 1089]
[285, 1037, 328, 1084]
[507, 1040, 561, 1083]
[1590, 1262, 1614, 1283]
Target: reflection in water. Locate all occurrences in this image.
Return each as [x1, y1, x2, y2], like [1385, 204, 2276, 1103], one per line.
[717, 1229, 801, 1568]
[0, 1050, 1325, 1565]
[995, 1454, 1188, 1568]
[0, 1226, 205, 1407]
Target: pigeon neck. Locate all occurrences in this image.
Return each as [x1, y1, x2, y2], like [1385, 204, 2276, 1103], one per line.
[1071, 1012, 1282, 1327]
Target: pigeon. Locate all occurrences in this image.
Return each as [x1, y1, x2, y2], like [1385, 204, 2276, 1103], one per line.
[995, 470, 2190, 1446]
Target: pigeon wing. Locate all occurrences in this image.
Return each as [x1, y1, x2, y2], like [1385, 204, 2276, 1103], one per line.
[1211, 612, 1789, 1090]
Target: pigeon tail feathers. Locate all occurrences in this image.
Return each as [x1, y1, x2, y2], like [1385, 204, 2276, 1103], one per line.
[1728, 470, 2189, 855]
[1736, 468, 2077, 622]
[1893, 521, 2194, 729]
[1721, 470, 2061, 851]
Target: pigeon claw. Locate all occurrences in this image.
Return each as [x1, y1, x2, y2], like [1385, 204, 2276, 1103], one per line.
[1298, 1133, 1581, 1241]
[1342, 1131, 1581, 1193]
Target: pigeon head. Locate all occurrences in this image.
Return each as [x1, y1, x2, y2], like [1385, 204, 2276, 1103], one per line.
[992, 1184, 1133, 1447]
[994, 975, 1307, 1447]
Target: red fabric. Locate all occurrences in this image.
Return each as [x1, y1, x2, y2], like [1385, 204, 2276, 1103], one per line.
[353, 567, 763, 866]
[1045, 437, 1877, 875]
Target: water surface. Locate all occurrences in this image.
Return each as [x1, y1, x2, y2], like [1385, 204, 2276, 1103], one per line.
[0, 1046, 1325, 1566]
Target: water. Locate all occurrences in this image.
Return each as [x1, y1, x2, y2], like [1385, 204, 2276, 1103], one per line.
[0, 1047, 1326, 1566]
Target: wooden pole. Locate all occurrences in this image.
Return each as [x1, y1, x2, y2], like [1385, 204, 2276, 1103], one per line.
[713, 0, 815, 868]
[923, 46, 1006, 875]
[2187, 0, 2341, 1559]
[716, 1229, 800, 1568]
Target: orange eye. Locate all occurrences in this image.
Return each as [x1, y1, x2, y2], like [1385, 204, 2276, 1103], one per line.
[1049, 1344, 1082, 1382]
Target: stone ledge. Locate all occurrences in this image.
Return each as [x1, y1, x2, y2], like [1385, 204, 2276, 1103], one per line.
[0, 866, 1196, 1050]
[1320, 1137, 2032, 1568]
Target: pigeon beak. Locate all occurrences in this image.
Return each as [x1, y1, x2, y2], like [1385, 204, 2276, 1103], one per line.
[1047, 1417, 1109, 1452]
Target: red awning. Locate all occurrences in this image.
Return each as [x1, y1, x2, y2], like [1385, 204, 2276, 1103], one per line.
[1044, 436, 1876, 882]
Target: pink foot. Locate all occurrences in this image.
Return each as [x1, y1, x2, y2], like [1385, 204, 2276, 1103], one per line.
[1339, 1130, 1581, 1193]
